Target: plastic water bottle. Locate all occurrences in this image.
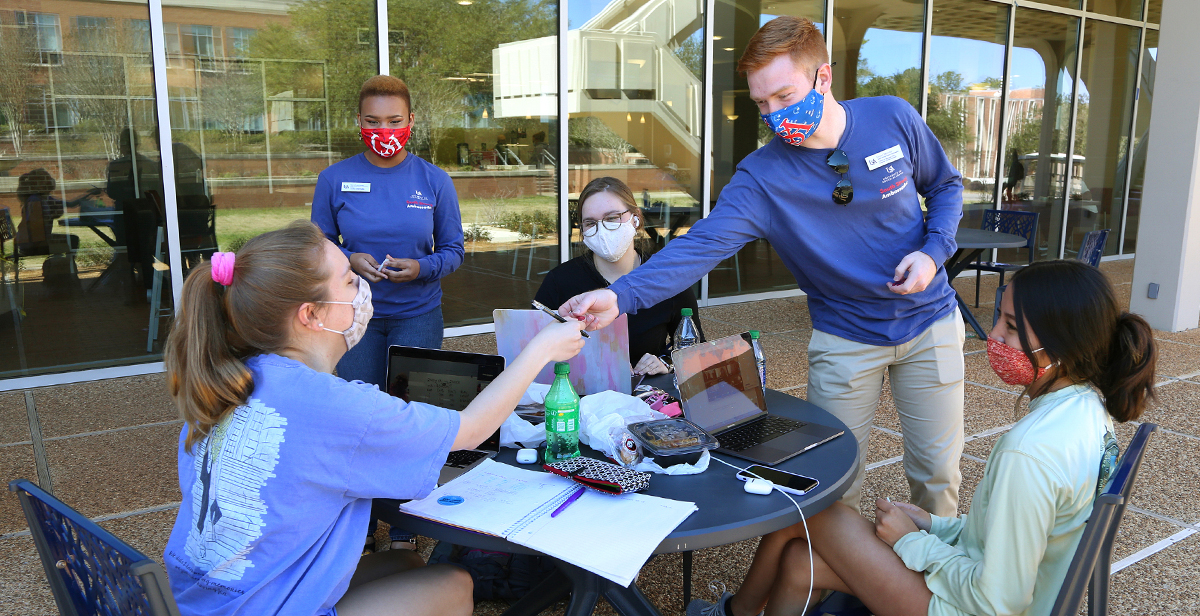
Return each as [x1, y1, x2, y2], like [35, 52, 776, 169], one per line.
[544, 362, 581, 463]
[673, 308, 700, 352]
[749, 330, 767, 398]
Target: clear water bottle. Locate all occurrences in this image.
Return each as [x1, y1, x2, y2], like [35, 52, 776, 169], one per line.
[544, 362, 581, 463]
[749, 330, 767, 398]
[673, 308, 699, 352]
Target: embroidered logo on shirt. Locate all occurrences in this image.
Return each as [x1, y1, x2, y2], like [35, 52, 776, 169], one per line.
[185, 399, 287, 581]
[407, 188, 433, 209]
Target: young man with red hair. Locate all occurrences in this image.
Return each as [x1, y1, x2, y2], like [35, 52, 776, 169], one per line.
[561, 16, 966, 522]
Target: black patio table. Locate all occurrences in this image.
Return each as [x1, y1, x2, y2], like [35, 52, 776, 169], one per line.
[947, 227, 1028, 340]
[376, 376, 856, 616]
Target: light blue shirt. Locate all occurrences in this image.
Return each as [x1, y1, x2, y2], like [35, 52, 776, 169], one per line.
[164, 354, 459, 616]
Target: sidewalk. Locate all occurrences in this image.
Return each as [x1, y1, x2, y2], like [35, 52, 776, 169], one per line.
[3, 259, 1198, 615]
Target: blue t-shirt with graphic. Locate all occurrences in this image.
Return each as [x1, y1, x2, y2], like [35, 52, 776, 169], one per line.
[311, 152, 465, 320]
[163, 354, 459, 616]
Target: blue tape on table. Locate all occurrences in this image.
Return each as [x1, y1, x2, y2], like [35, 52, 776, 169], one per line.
[437, 495, 465, 506]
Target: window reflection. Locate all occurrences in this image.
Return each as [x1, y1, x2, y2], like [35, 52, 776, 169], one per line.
[928, 0, 1008, 231]
[710, 0, 824, 298]
[390, 0, 558, 326]
[1088, 0, 1144, 21]
[1069, 20, 1139, 257]
[831, 0, 923, 109]
[998, 8, 1078, 263]
[567, 0, 704, 272]
[1, 1, 164, 377]
[1122, 29, 1155, 254]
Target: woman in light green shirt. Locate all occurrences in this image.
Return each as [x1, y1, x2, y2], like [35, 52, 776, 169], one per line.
[690, 260, 1158, 616]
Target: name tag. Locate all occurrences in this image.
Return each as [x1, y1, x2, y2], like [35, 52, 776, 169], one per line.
[865, 145, 904, 171]
[341, 182, 371, 192]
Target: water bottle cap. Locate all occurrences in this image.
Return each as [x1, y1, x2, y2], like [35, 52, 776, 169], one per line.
[554, 362, 571, 375]
[681, 308, 693, 317]
[750, 330, 761, 339]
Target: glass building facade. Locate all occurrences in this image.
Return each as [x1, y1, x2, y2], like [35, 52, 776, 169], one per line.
[0, 0, 1162, 382]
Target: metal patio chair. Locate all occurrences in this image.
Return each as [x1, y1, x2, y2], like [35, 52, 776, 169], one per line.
[966, 209, 1039, 307]
[8, 479, 181, 616]
[1076, 229, 1110, 268]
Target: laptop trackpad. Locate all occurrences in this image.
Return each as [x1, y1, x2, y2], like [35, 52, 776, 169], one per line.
[766, 429, 819, 453]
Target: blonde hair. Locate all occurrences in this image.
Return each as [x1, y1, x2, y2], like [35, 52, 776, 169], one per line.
[164, 221, 331, 450]
[737, 16, 829, 76]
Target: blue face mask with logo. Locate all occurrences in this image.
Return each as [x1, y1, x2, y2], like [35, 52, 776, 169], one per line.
[760, 66, 826, 147]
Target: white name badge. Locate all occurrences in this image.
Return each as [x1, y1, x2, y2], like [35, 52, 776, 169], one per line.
[865, 145, 904, 171]
[341, 182, 371, 192]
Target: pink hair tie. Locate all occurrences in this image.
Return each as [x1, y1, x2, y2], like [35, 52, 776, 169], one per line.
[211, 252, 236, 286]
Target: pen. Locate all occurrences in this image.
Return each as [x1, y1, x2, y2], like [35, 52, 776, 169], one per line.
[531, 300, 591, 338]
[551, 487, 586, 518]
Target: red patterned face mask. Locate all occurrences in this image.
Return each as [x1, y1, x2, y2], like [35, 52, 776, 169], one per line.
[360, 125, 411, 158]
[987, 337, 1052, 386]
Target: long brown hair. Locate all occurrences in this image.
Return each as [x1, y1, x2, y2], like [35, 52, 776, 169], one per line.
[164, 221, 331, 450]
[1009, 260, 1157, 422]
[575, 176, 649, 257]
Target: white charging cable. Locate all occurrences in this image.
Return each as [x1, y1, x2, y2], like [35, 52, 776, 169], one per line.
[712, 456, 815, 616]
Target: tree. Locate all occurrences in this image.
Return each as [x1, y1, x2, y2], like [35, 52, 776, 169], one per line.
[200, 67, 265, 148]
[0, 24, 39, 157]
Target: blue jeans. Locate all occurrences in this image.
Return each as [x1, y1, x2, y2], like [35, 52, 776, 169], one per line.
[336, 306, 445, 390]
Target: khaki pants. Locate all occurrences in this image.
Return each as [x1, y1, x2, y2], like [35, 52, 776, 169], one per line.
[806, 310, 965, 517]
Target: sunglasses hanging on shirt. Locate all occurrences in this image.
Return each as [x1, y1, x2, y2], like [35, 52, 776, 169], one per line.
[827, 149, 853, 206]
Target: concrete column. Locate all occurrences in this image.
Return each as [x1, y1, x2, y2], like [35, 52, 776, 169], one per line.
[1129, 0, 1200, 332]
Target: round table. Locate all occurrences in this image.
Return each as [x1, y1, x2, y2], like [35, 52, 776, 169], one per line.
[948, 228, 1028, 340]
[377, 378, 856, 616]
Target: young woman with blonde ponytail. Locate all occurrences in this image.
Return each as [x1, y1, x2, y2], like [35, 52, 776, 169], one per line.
[161, 221, 585, 616]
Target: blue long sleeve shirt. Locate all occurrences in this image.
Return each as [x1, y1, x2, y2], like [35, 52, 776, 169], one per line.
[609, 96, 963, 346]
[311, 153, 464, 319]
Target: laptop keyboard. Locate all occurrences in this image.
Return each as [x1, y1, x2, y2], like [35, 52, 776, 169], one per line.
[445, 450, 489, 468]
[718, 416, 806, 452]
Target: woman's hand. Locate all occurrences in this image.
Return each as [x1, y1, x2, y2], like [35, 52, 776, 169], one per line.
[633, 353, 670, 375]
[875, 498, 920, 547]
[379, 255, 421, 283]
[528, 319, 587, 364]
[349, 253, 385, 283]
[891, 501, 933, 532]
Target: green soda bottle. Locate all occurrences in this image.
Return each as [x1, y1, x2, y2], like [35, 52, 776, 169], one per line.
[544, 362, 581, 463]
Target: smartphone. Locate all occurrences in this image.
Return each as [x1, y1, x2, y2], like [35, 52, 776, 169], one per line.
[736, 465, 819, 496]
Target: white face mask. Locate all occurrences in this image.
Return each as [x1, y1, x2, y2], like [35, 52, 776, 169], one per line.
[583, 215, 639, 263]
[318, 276, 373, 350]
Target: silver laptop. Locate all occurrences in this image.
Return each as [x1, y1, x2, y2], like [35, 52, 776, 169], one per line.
[673, 333, 843, 466]
[385, 345, 505, 484]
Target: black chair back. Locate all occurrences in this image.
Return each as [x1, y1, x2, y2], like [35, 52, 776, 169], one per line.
[7, 479, 180, 616]
[1076, 229, 1110, 267]
[981, 209, 1039, 265]
[1049, 422, 1157, 616]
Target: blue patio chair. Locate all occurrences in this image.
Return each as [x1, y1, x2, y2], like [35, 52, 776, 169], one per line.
[992, 284, 1006, 330]
[1050, 422, 1157, 616]
[1076, 229, 1110, 268]
[8, 479, 180, 616]
[966, 209, 1039, 307]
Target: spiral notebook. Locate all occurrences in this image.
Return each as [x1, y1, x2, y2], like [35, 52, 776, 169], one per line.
[399, 459, 697, 586]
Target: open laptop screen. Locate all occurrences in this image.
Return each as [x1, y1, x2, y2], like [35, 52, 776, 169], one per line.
[385, 346, 504, 412]
[672, 333, 767, 433]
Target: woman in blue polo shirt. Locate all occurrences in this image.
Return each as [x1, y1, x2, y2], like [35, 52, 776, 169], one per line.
[312, 75, 465, 388]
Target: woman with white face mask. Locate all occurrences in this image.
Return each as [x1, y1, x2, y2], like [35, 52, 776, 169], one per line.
[535, 177, 704, 375]
[161, 222, 584, 616]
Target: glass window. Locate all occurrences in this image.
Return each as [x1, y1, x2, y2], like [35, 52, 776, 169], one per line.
[831, 0, 923, 109]
[566, 0, 705, 290]
[1146, 0, 1161, 22]
[928, 0, 1008, 232]
[1067, 20, 1139, 258]
[227, 27, 255, 58]
[710, 1, 825, 298]
[387, 0, 557, 327]
[1, 0, 163, 378]
[129, 19, 151, 54]
[1087, 0, 1144, 21]
[998, 7, 1079, 263]
[1122, 28, 1155, 254]
[154, 0, 377, 343]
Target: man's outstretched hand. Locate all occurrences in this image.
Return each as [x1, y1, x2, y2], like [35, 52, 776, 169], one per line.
[558, 289, 620, 331]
